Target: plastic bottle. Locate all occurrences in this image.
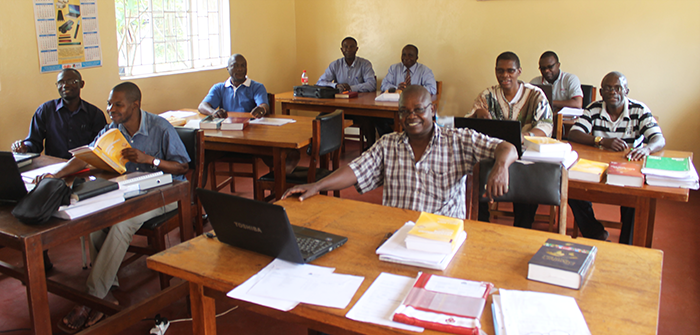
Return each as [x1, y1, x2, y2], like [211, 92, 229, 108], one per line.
[301, 70, 309, 85]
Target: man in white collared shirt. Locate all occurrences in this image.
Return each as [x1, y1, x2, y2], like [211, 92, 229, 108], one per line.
[530, 51, 583, 111]
[199, 54, 269, 118]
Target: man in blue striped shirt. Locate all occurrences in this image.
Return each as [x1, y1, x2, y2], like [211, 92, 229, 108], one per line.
[568, 71, 665, 244]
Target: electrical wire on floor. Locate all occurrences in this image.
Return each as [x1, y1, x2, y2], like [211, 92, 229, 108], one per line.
[170, 305, 239, 324]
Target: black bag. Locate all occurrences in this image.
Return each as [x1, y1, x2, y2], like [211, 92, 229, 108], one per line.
[293, 85, 337, 99]
[11, 178, 72, 225]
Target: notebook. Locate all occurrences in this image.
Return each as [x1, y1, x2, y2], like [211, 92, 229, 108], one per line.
[0, 152, 29, 203]
[453, 118, 523, 157]
[196, 188, 348, 263]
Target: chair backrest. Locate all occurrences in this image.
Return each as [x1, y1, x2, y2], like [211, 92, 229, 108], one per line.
[174, 126, 205, 234]
[267, 92, 275, 115]
[433, 80, 443, 111]
[307, 110, 344, 182]
[581, 85, 596, 108]
[469, 159, 568, 226]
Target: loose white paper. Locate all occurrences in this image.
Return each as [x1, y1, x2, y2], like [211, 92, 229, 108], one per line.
[249, 118, 296, 126]
[346, 273, 424, 332]
[227, 258, 335, 311]
[184, 119, 201, 129]
[499, 289, 591, 335]
[21, 162, 68, 182]
[159, 110, 198, 119]
[248, 268, 364, 309]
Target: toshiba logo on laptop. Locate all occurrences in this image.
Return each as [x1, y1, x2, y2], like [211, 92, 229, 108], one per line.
[234, 221, 263, 233]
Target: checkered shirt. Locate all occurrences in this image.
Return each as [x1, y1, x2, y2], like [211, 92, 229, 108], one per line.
[348, 124, 502, 219]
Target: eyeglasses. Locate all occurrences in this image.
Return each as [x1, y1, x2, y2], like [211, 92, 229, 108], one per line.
[538, 63, 558, 72]
[398, 105, 432, 118]
[600, 85, 625, 93]
[55, 79, 81, 87]
[496, 68, 518, 75]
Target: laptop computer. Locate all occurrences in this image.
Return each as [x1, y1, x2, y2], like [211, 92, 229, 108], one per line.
[0, 152, 29, 203]
[196, 188, 348, 264]
[453, 118, 523, 157]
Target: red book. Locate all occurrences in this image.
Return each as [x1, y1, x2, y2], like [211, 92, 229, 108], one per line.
[220, 117, 250, 130]
[335, 91, 358, 98]
[392, 272, 494, 335]
[606, 161, 644, 187]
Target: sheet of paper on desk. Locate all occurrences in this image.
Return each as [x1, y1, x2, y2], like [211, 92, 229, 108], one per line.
[375, 93, 401, 102]
[184, 119, 201, 129]
[249, 118, 296, 126]
[159, 110, 198, 118]
[247, 267, 364, 309]
[346, 272, 424, 332]
[227, 258, 335, 311]
[21, 162, 68, 182]
[498, 289, 591, 335]
[558, 107, 584, 117]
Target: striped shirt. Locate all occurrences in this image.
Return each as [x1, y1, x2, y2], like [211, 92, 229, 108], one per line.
[571, 98, 662, 144]
[467, 81, 553, 136]
[349, 124, 502, 219]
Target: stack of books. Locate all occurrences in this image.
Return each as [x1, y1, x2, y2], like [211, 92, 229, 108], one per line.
[568, 158, 609, 182]
[522, 136, 578, 169]
[200, 115, 250, 130]
[404, 212, 464, 254]
[642, 156, 699, 189]
[376, 212, 467, 270]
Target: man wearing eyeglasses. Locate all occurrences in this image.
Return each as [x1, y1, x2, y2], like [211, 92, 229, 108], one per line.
[568, 71, 665, 244]
[11, 68, 107, 160]
[282, 85, 518, 220]
[530, 51, 583, 111]
[466, 51, 553, 227]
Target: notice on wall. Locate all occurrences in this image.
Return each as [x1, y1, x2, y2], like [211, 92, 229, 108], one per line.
[33, 0, 102, 73]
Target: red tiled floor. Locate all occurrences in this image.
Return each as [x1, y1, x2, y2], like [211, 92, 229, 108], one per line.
[1, 140, 698, 334]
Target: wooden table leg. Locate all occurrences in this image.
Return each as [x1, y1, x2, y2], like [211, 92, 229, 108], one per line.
[633, 197, 652, 247]
[281, 103, 291, 115]
[23, 236, 52, 335]
[273, 147, 287, 200]
[190, 282, 216, 335]
[645, 199, 658, 248]
[178, 189, 193, 242]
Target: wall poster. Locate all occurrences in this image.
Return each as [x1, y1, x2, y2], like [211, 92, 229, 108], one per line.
[33, 0, 102, 73]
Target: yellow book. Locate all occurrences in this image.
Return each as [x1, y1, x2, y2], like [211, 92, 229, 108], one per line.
[68, 128, 131, 174]
[569, 158, 609, 183]
[405, 212, 465, 254]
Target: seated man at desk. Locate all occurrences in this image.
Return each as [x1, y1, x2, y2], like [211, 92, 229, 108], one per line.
[530, 51, 583, 111]
[11, 68, 107, 271]
[198, 54, 269, 118]
[317, 36, 378, 148]
[466, 51, 553, 228]
[39, 82, 190, 331]
[283, 85, 518, 220]
[568, 71, 665, 244]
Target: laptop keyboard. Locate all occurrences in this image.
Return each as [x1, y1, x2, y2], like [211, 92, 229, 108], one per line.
[296, 237, 332, 254]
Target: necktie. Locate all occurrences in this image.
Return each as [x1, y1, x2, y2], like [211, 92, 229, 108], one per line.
[405, 70, 411, 85]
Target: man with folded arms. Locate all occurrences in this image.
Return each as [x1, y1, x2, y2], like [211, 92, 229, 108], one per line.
[317, 37, 378, 148]
[568, 71, 665, 244]
[530, 51, 583, 111]
[40, 82, 190, 332]
[11, 68, 107, 271]
[283, 85, 517, 220]
[466, 51, 553, 227]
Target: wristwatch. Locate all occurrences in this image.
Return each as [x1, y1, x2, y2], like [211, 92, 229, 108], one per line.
[152, 158, 161, 167]
[594, 136, 603, 148]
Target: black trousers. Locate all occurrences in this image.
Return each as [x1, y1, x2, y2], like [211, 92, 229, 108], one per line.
[477, 202, 539, 229]
[568, 199, 635, 244]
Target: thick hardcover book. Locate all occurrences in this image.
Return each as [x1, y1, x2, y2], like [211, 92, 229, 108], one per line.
[606, 161, 644, 187]
[200, 114, 224, 129]
[568, 158, 609, 182]
[393, 272, 494, 335]
[69, 128, 130, 174]
[405, 212, 464, 254]
[220, 117, 250, 130]
[71, 178, 119, 202]
[523, 136, 572, 153]
[335, 91, 358, 98]
[527, 238, 597, 289]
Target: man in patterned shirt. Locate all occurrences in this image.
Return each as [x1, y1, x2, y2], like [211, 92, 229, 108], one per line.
[467, 51, 553, 227]
[282, 85, 518, 219]
[568, 71, 665, 244]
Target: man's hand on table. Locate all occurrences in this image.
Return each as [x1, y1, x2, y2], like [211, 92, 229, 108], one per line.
[282, 183, 321, 201]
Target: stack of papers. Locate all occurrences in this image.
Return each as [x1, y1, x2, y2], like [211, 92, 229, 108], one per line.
[493, 289, 591, 335]
[227, 258, 364, 311]
[375, 93, 400, 102]
[376, 222, 466, 270]
[642, 156, 699, 189]
[558, 107, 584, 117]
[53, 187, 131, 220]
[249, 118, 297, 126]
[521, 149, 579, 169]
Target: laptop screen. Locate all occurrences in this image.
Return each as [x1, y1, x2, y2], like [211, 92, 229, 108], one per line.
[0, 152, 29, 203]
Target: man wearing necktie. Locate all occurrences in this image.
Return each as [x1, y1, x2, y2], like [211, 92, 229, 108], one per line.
[381, 45, 436, 94]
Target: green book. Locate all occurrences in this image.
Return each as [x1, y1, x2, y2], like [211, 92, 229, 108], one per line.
[644, 156, 690, 172]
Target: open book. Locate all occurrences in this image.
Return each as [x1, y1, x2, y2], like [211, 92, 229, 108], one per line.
[69, 128, 131, 174]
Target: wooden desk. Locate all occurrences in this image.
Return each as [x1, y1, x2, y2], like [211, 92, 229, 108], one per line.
[569, 142, 692, 247]
[148, 196, 662, 335]
[0, 156, 192, 335]
[277, 91, 405, 132]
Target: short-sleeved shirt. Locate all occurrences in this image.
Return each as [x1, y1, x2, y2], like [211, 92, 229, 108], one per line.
[381, 62, 437, 95]
[571, 97, 663, 145]
[348, 124, 502, 219]
[202, 77, 268, 113]
[316, 57, 376, 92]
[23, 98, 107, 159]
[530, 71, 583, 101]
[466, 81, 553, 137]
[92, 110, 190, 180]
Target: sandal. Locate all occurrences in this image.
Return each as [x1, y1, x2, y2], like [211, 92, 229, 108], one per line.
[84, 309, 106, 328]
[57, 305, 90, 334]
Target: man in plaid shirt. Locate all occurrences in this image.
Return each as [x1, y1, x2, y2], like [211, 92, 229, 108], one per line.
[283, 86, 518, 219]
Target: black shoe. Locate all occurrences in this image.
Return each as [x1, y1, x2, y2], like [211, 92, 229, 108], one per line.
[43, 250, 54, 272]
